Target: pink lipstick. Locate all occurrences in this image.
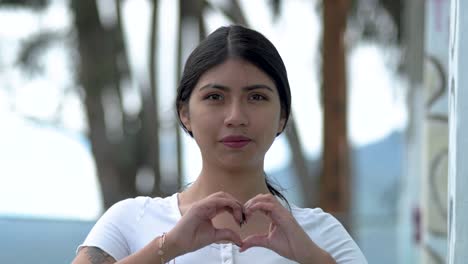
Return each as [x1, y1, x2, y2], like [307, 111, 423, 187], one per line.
[220, 135, 252, 149]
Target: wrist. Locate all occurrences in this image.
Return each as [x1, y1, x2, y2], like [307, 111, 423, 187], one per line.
[156, 231, 183, 263]
[294, 238, 336, 264]
[318, 250, 336, 264]
[298, 249, 335, 264]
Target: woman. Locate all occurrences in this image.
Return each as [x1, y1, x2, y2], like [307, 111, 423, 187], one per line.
[73, 25, 367, 264]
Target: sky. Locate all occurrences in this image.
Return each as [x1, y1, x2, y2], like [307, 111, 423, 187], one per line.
[0, 0, 407, 220]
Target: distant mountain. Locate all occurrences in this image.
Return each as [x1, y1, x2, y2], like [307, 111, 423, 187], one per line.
[351, 131, 403, 218]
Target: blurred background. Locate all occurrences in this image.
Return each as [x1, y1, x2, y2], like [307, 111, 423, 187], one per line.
[0, 0, 457, 263]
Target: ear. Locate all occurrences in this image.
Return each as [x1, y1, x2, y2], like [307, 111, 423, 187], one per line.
[276, 116, 286, 135]
[179, 104, 191, 132]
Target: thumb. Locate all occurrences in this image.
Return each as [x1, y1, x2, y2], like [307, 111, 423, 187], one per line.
[239, 234, 269, 252]
[214, 228, 242, 247]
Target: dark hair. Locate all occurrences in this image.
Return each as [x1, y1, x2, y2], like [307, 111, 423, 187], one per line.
[176, 25, 291, 207]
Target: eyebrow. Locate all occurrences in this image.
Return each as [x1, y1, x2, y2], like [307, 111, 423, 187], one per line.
[198, 83, 274, 92]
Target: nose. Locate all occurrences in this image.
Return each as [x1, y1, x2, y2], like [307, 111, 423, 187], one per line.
[224, 100, 249, 127]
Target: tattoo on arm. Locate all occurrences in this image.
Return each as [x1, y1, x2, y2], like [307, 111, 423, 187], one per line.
[85, 247, 115, 264]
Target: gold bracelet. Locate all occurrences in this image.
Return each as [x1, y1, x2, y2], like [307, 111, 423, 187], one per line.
[158, 232, 166, 263]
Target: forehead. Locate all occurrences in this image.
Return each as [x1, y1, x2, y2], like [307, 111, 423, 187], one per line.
[195, 58, 276, 90]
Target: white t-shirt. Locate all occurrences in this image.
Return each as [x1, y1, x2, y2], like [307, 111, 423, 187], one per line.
[77, 193, 367, 263]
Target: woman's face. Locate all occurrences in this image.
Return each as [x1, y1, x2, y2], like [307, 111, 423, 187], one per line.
[180, 58, 285, 170]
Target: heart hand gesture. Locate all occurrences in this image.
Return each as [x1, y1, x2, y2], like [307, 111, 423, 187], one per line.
[167, 192, 244, 255]
[166, 192, 334, 263]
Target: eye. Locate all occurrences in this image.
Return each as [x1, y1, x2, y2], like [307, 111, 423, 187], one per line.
[249, 94, 268, 101]
[204, 93, 224, 101]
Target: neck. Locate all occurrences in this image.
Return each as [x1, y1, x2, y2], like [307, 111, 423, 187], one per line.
[182, 163, 271, 204]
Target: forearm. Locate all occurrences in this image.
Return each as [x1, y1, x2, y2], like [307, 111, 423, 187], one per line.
[299, 249, 336, 264]
[313, 250, 336, 264]
[292, 237, 336, 264]
[117, 232, 182, 264]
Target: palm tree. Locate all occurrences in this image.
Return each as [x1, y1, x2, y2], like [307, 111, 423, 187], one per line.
[70, 0, 164, 209]
[320, 0, 351, 227]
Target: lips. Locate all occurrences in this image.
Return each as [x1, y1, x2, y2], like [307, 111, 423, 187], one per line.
[220, 135, 252, 149]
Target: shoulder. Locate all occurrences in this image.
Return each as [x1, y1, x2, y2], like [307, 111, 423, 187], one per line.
[291, 205, 348, 243]
[291, 205, 368, 263]
[103, 197, 151, 220]
[103, 195, 174, 223]
[291, 205, 339, 229]
[76, 195, 177, 261]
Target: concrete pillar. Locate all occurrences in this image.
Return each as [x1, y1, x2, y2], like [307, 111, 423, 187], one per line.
[448, 0, 468, 262]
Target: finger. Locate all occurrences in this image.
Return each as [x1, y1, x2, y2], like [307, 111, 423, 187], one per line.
[244, 194, 280, 213]
[244, 193, 276, 207]
[245, 201, 290, 226]
[205, 198, 243, 225]
[217, 200, 243, 225]
[214, 228, 243, 247]
[213, 191, 242, 204]
[239, 234, 270, 252]
[213, 192, 245, 225]
[244, 202, 276, 220]
[269, 222, 277, 233]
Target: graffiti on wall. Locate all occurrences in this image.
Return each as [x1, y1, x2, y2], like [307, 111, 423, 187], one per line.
[422, 0, 450, 262]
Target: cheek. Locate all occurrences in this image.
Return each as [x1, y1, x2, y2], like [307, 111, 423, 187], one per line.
[257, 115, 281, 139]
[189, 108, 219, 133]
[263, 107, 283, 129]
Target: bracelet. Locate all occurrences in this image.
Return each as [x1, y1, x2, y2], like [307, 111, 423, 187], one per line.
[158, 232, 167, 263]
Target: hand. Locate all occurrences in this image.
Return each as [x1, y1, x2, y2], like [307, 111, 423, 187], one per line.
[239, 194, 331, 263]
[167, 192, 244, 255]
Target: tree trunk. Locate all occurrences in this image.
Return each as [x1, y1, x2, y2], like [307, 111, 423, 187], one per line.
[320, 0, 351, 228]
[176, 0, 205, 187]
[147, 0, 162, 196]
[71, 0, 145, 208]
[71, 0, 124, 208]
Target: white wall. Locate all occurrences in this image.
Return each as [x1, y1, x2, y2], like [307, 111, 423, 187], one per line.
[448, 0, 468, 262]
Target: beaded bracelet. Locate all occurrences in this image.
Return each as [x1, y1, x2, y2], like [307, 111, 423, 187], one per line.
[158, 232, 167, 263]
